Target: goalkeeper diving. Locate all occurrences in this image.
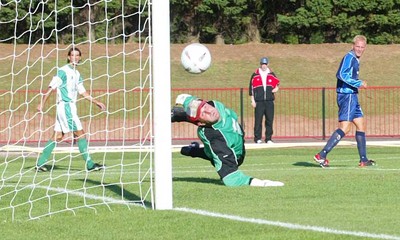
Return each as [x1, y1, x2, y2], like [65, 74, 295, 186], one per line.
[171, 94, 284, 187]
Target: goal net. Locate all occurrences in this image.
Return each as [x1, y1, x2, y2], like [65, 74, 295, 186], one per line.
[0, 0, 172, 221]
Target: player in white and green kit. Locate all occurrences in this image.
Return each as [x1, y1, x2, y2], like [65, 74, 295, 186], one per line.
[36, 47, 106, 172]
[171, 94, 284, 187]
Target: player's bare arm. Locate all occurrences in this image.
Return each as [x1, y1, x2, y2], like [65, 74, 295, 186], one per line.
[37, 87, 53, 112]
[81, 91, 106, 111]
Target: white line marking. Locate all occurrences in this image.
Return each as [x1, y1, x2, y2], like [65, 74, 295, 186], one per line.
[2, 184, 144, 207]
[3, 184, 400, 239]
[3, 140, 399, 154]
[175, 207, 400, 240]
[2, 142, 400, 237]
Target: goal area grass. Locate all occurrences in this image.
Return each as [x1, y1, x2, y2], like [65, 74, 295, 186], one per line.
[1, 145, 399, 239]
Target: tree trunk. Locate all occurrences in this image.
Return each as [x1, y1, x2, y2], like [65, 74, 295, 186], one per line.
[215, 34, 225, 45]
[247, 16, 261, 43]
[187, 33, 200, 43]
[82, 2, 97, 42]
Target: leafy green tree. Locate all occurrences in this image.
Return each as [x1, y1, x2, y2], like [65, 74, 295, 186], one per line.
[169, 0, 195, 43]
[0, 2, 20, 43]
[362, 0, 400, 43]
[2, 0, 400, 44]
[261, 0, 301, 43]
[170, 0, 252, 44]
[277, 0, 335, 43]
[277, 0, 400, 44]
[0, 1, 56, 43]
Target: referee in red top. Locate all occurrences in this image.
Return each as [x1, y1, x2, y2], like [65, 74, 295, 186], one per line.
[249, 57, 280, 144]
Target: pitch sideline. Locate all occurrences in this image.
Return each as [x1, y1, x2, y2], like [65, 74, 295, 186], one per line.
[6, 184, 400, 239]
[175, 207, 400, 240]
[2, 140, 399, 154]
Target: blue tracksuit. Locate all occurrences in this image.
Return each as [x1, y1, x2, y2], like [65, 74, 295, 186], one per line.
[336, 50, 364, 121]
[336, 50, 363, 94]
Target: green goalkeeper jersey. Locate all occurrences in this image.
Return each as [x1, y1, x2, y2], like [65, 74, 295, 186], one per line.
[196, 100, 252, 186]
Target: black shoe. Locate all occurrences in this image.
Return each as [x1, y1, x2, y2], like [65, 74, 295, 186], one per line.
[180, 142, 200, 156]
[87, 163, 105, 171]
[35, 165, 49, 172]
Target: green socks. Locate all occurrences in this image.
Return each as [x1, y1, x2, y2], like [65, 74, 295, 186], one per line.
[77, 138, 95, 169]
[37, 140, 56, 166]
[37, 138, 95, 169]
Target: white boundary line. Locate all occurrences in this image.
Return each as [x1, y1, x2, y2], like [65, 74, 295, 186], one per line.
[2, 140, 400, 154]
[5, 184, 400, 239]
[174, 207, 400, 240]
[3, 184, 143, 207]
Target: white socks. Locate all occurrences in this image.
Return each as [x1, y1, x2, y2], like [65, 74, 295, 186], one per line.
[250, 178, 284, 187]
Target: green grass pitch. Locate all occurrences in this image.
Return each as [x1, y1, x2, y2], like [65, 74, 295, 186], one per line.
[1, 145, 400, 240]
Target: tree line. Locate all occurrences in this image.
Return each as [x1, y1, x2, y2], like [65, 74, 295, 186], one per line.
[1, 0, 400, 45]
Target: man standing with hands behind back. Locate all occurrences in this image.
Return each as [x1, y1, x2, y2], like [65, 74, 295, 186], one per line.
[249, 57, 280, 144]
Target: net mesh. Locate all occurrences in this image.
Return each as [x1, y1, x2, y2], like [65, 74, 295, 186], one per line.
[0, 0, 155, 221]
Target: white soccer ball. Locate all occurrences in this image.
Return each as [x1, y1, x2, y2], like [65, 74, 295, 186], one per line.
[181, 43, 212, 74]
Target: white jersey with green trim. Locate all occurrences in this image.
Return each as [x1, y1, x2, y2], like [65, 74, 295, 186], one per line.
[49, 64, 86, 103]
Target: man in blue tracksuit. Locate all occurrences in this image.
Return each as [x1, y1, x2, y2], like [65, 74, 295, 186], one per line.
[313, 35, 375, 168]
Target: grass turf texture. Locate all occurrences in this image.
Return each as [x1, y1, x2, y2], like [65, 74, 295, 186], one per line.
[1, 146, 399, 239]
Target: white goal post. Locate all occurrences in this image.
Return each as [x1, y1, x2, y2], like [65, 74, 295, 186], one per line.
[152, 0, 173, 210]
[0, 0, 172, 221]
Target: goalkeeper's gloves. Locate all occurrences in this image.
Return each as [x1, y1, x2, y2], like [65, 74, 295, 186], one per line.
[171, 105, 189, 123]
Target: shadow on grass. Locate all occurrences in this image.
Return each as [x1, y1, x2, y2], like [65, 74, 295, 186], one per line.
[173, 177, 223, 186]
[293, 161, 350, 168]
[292, 162, 321, 167]
[83, 179, 152, 207]
[27, 164, 83, 172]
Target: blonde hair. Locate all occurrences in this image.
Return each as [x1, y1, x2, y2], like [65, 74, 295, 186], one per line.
[353, 35, 367, 44]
